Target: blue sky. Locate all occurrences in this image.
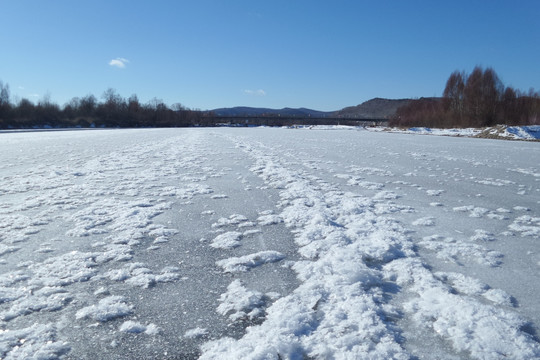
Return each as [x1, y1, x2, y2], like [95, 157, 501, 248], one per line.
[1, 1, 539, 111]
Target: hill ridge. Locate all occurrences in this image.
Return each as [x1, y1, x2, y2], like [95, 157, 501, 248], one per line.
[210, 98, 413, 119]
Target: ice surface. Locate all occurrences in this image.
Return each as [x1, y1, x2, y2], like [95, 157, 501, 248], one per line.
[0, 128, 538, 359]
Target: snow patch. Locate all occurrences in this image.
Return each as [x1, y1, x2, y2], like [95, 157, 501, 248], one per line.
[216, 251, 285, 273]
[412, 217, 435, 226]
[509, 215, 540, 237]
[210, 231, 243, 249]
[119, 321, 160, 335]
[184, 327, 208, 339]
[75, 296, 133, 322]
[0, 323, 70, 360]
[385, 258, 540, 359]
[217, 280, 268, 321]
[419, 235, 503, 267]
[106, 263, 180, 288]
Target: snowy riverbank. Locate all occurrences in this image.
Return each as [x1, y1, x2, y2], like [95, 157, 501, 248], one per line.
[368, 124, 540, 141]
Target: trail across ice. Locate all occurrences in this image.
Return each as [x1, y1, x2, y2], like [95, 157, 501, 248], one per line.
[200, 131, 540, 359]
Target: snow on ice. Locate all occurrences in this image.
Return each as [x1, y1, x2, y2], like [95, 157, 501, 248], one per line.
[0, 127, 539, 359]
[75, 296, 133, 322]
[216, 251, 285, 273]
[216, 280, 269, 321]
[210, 231, 243, 249]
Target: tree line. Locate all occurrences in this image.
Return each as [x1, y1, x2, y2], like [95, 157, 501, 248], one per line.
[0, 83, 216, 129]
[3, 68, 539, 130]
[390, 66, 540, 128]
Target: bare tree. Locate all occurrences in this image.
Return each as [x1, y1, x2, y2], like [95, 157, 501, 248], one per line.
[461, 66, 504, 126]
[128, 94, 141, 113]
[443, 71, 466, 125]
[463, 66, 484, 125]
[171, 103, 186, 112]
[0, 80, 9, 106]
[501, 87, 517, 124]
[0, 80, 10, 123]
[36, 92, 61, 125]
[79, 95, 97, 116]
[99, 88, 126, 125]
[481, 67, 503, 125]
[102, 88, 124, 109]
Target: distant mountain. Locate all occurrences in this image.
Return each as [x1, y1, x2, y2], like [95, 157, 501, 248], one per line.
[210, 106, 334, 117]
[210, 98, 413, 119]
[333, 98, 412, 119]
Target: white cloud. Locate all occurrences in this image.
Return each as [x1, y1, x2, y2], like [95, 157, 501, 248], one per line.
[244, 89, 266, 96]
[109, 58, 130, 68]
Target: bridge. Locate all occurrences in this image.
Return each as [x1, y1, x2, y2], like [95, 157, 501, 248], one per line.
[212, 115, 388, 127]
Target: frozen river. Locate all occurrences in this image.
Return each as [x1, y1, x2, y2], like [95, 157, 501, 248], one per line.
[0, 128, 539, 359]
